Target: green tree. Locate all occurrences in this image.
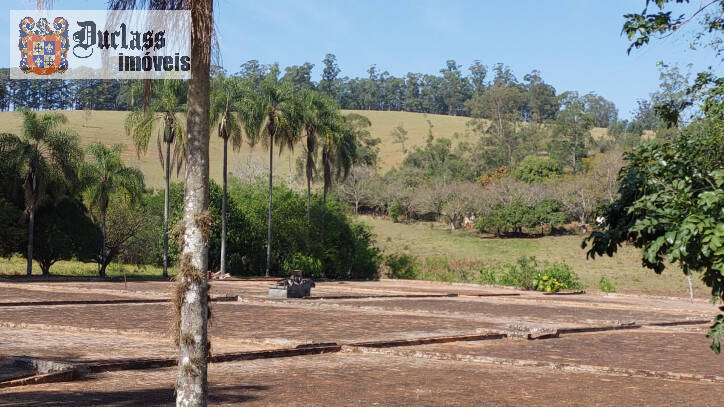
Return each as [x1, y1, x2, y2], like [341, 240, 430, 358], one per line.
[598, 0, 724, 354]
[210, 75, 244, 277]
[0, 198, 23, 257]
[345, 113, 379, 168]
[81, 142, 145, 277]
[0, 111, 82, 275]
[125, 79, 186, 278]
[282, 62, 315, 93]
[585, 121, 723, 351]
[523, 70, 559, 123]
[515, 156, 562, 183]
[319, 53, 340, 98]
[321, 117, 356, 239]
[32, 197, 101, 275]
[466, 70, 530, 167]
[299, 90, 338, 221]
[439, 60, 472, 116]
[238, 76, 304, 277]
[548, 92, 594, 174]
[390, 123, 409, 154]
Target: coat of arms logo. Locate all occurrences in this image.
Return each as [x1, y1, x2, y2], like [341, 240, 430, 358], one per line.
[18, 17, 69, 75]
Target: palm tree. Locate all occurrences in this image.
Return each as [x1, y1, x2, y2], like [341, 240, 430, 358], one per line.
[0, 110, 82, 276]
[238, 76, 303, 277]
[125, 79, 186, 279]
[299, 90, 338, 222]
[210, 75, 243, 277]
[108, 1, 214, 404]
[321, 117, 356, 240]
[81, 142, 144, 277]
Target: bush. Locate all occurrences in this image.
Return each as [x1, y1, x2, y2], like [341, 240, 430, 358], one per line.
[533, 262, 582, 293]
[477, 201, 534, 236]
[388, 200, 405, 222]
[477, 266, 498, 285]
[477, 199, 569, 237]
[31, 197, 102, 275]
[532, 199, 569, 234]
[384, 253, 418, 279]
[498, 256, 540, 290]
[130, 178, 381, 280]
[515, 156, 562, 183]
[599, 277, 616, 293]
[497, 256, 582, 292]
[283, 253, 323, 279]
[228, 179, 380, 279]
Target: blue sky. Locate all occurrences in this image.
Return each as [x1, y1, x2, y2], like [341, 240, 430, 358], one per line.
[3, 0, 721, 118]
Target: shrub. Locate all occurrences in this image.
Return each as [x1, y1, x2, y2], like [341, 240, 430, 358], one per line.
[384, 253, 418, 279]
[477, 266, 498, 285]
[533, 262, 582, 292]
[133, 178, 381, 279]
[532, 199, 569, 233]
[31, 197, 102, 275]
[477, 199, 569, 237]
[515, 156, 562, 183]
[498, 256, 540, 290]
[476, 201, 535, 236]
[283, 253, 323, 279]
[498, 257, 582, 292]
[228, 180, 381, 279]
[599, 277, 616, 293]
[388, 200, 405, 222]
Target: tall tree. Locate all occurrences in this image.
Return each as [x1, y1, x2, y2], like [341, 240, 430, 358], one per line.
[81, 142, 144, 277]
[210, 75, 243, 277]
[179, 1, 213, 403]
[320, 116, 356, 239]
[548, 92, 594, 174]
[282, 63, 316, 93]
[238, 77, 303, 276]
[319, 53, 341, 98]
[439, 60, 471, 116]
[110, 1, 215, 404]
[125, 79, 186, 278]
[0, 110, 82, 275]
[299, 90, 338, 222]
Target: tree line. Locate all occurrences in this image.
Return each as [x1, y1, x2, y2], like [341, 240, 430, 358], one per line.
[0, 57, 620, 126]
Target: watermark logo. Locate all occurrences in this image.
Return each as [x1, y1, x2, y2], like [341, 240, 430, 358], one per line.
[10, 10, 190, 80]
[19, 17, 70, 75]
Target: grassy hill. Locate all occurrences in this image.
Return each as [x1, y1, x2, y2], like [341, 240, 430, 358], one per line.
[0, 110, 474, 188]
[0, 109, 607, 188]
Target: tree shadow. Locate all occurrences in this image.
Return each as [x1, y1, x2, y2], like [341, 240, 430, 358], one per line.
[2, 384, 267, 406]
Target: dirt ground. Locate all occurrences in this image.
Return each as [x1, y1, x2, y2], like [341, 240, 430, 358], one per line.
[0, 278, 721, 406]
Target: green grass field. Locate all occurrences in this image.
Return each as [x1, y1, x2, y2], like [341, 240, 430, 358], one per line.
[0, 256, 173, 279]
[359, 215, 708, 297]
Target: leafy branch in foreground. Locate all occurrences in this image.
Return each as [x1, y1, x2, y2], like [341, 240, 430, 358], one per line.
[584, 121, 723, 352]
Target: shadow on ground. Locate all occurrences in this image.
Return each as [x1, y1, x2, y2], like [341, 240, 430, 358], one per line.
[0, 384, 267, 406]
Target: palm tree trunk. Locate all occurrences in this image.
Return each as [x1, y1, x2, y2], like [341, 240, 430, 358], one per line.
[220, 136, 228, 277]
[306, 174, 311, 223]
[176, 1, 212, 405]
[266, 132, 273, 278]
[163, 140, 171, 279]
[322, 183, 327, 243]
[26, 204, 34, 276]
[99, 209, 107, 278]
